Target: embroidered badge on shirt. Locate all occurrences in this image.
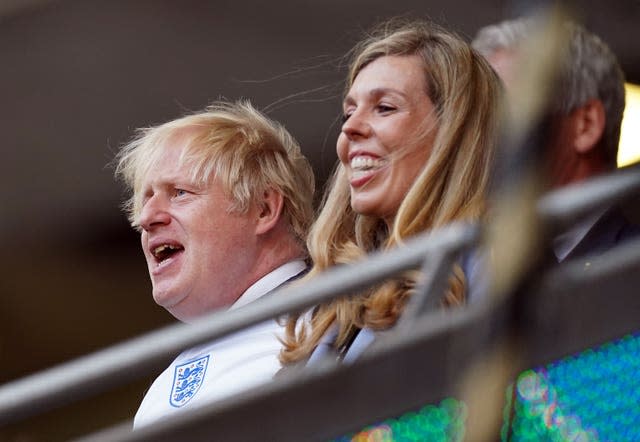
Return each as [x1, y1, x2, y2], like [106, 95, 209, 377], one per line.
[169, 355, 209, 407]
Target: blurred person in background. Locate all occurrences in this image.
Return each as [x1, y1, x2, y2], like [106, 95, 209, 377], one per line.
[473, 18, 640, 263]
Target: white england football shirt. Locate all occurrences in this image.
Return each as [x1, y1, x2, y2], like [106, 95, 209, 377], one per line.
[133, 260, 306, 428]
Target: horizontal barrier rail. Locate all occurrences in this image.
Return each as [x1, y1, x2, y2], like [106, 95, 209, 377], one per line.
[0, 222, 478, 424]
[78, 237, 640, 442]
[0, 164, 638, 430]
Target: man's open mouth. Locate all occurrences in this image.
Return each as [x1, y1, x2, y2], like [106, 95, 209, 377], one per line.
[152, 244, 184, 263]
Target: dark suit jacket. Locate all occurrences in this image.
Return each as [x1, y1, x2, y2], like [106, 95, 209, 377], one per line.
[563, 206, 640, 262]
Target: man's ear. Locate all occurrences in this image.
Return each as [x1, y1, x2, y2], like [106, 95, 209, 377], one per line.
[255, 188, 284, 235]
[573, 99, 606, 154]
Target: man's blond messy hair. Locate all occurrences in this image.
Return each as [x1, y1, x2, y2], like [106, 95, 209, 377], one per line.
[115, 100, 315, 243]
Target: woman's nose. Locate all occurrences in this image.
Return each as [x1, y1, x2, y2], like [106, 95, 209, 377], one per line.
[341, 109, 371, 139]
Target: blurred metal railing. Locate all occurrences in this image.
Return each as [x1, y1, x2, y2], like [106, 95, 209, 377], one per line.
[0, 163, 637, 439]
[0, 221, 479, 425]
[76, 183, 640, 441]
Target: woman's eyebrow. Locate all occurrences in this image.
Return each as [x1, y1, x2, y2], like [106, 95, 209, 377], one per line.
[343, 87, 408, 107]
[342, 95, 356, 108]
[368, 87, 408, 99]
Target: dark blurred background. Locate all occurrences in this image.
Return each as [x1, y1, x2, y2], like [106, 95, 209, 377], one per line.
[1, 0, 638, 439]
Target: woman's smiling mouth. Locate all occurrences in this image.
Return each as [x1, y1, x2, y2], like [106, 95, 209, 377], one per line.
[349, 155, 388, 186]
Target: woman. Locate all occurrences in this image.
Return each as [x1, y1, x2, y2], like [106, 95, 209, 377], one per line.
[281, 19, 502, 365]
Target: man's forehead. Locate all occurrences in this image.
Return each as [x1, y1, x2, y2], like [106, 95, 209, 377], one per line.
[138, 149, 189, 189]
[159, 126, 202, 155]
[486, 48, 519, 92]
[145, 128, 203, 173]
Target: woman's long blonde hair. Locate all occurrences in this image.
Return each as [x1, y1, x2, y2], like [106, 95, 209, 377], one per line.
[281, 19, 501, 364]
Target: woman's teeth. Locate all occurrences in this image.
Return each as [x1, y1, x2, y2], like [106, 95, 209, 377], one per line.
[350, 156, 386, 170]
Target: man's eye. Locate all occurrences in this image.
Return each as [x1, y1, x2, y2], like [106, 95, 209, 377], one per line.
[341, 112, 353, 123]
[174, 189, 188, 197]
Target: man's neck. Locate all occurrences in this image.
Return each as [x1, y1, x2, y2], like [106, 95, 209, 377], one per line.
[241, 230, 305, 298]
[231, 259, 307, 310]
[549, 156, 612, 189]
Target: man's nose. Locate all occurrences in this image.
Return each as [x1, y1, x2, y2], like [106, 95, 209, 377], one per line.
[138, 195, 171, 231]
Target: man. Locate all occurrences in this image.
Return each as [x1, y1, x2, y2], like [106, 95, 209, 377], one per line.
[473, 18, 639, 263]
[115, 100, 314, 427]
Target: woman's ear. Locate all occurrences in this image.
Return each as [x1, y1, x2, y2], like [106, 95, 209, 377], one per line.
[573, 98, 606, 154]
[255, 188, 284, 235]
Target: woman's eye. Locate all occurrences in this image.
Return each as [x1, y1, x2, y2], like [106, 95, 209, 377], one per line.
[341, 111, 353, 123]
[377, 104, 395, 113]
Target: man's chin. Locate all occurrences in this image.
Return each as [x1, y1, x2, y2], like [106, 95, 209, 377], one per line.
[152, 288, 186, 312]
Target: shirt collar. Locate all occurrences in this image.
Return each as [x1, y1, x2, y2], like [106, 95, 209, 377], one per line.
[230, 260, 307, 310]
[553, 208, 607, 262]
